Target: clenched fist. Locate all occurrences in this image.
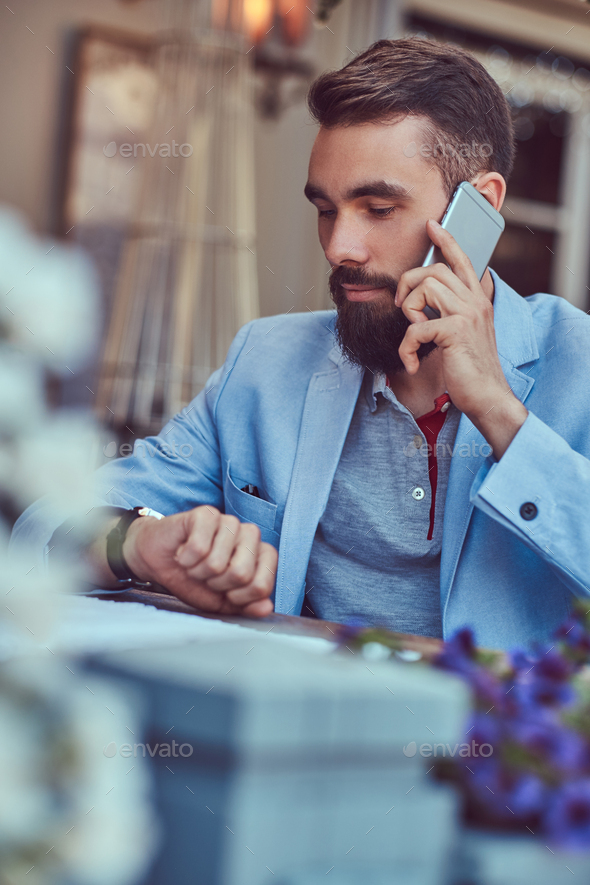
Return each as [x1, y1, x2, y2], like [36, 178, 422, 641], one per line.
[119, 505, 277, 617]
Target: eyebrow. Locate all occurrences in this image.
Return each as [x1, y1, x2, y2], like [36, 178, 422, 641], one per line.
[303, 179, 414, 204]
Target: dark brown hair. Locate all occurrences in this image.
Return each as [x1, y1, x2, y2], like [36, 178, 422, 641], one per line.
[307, 38, 516, 197]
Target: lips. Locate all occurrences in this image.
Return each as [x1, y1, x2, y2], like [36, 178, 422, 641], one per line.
[341, 285, 388, 302]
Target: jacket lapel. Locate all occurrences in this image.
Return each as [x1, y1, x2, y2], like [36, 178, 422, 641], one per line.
[440, 270, 539, 622]
[274, 342, 364, 615]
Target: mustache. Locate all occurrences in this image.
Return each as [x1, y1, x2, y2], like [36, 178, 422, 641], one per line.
[329, 266, 398, 300]
[328, 263, 436, 377]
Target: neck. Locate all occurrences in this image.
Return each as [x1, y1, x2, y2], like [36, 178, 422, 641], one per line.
[386, 348, 446, 418]
[387, 268, 495, 418]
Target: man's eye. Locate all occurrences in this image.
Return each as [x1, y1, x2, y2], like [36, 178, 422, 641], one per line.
[318, 209, 336, 218]
[370, 207, 395, 217]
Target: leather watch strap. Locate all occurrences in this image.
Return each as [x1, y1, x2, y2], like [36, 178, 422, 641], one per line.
[106, 507, 154, 588]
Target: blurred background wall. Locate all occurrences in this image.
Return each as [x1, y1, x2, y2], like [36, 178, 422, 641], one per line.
[1, 0, 589, 436]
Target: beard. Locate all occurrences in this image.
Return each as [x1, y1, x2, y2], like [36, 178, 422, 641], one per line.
[329, 265, 437, 377]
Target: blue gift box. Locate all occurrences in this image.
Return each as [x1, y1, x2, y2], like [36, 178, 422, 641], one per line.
[91, 637, 468, 885]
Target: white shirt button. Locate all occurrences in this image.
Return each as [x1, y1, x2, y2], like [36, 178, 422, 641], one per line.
[411, 486, 426, 501]
[440, 401, 450, 413]
[413, 435, 423, 448]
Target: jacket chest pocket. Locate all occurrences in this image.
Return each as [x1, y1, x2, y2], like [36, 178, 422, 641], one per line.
[223, 462, 280, 548]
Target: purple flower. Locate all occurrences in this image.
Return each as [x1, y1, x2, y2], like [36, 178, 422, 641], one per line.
[555, 619, 590, 660]
[510, 648, 540, 675]
[467, 758, 547, 820]
[469, 668, 506, 709]
[507, 774, 548, 817]
[335, 617, 366, 646]
[436, 630, 507, 709]
[515, 678, 577, 710]
[511, 649, 578, 709]
[508, 719, 588, 775]
[465, 712, 502, 749]
[535, 649, 575, 682]
[435, 628, 477, 674]
[543, 780, 590, 850]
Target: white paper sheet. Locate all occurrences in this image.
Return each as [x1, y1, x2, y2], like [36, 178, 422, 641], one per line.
[0, 594, 335, 659]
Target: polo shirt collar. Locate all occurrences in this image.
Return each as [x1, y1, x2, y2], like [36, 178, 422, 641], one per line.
[367, 371, 387, 412]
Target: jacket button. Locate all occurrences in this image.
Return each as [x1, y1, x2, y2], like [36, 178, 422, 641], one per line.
[412, 486, 426, 501]
[520, 502, 538, 521]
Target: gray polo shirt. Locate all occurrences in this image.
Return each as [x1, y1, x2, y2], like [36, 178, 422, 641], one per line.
[304, 370, 461, 638]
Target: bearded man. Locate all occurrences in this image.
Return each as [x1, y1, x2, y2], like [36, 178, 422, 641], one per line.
[14, 38, 590, 649]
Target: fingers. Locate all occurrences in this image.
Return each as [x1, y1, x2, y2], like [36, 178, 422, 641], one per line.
[158, 503, 277, 619]
[183, 513, 243, 582]
[426, 220, 480, 289]
[205, 522, 262, 591]
[398, 318, 445, 375]
[399, 276, 458, 325]
[396, 261, 475, 312]
[395, 220, 479, 310]
[241, 597, 275, 618]
[175, 506, 221, 568]
[224, 542, 277, 608]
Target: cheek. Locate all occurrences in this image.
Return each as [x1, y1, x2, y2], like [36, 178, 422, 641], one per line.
[383, 220, 432, 272]
[317, 220, 333, 253]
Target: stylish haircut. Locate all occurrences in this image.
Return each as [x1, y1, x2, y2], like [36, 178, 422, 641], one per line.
[307, 38, 516, 198]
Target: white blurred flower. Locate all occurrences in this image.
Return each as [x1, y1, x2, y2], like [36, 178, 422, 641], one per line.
[9, 413, 101, 513]
[362, 641, 391, 662]
[0, 657, 159, 885]
[0, 349, 45, 432]
[0, 207, 39, 288]
[0, 206, 99, 371]
[0, 694, 55, 844]
[60, 676, 159, 885]
[0, 552, 71, 642]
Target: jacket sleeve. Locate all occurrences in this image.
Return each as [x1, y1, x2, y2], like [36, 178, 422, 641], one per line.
[470, 411, 590, 596]
[10, 320, 255, 562]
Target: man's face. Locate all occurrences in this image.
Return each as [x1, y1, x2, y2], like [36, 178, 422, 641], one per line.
[305, 117, 450, 376]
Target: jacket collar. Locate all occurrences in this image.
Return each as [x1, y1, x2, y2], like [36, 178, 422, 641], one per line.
[489, 268, 539, 369]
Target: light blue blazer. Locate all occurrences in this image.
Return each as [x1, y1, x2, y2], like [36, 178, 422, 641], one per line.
[13, 270, 590, 649]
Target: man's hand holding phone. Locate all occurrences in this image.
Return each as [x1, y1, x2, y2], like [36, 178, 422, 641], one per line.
[395, 220, 528, 459]
[121, 506, 277, 617]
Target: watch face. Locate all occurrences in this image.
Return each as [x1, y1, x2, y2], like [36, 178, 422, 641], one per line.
[137, 507, 165, 520]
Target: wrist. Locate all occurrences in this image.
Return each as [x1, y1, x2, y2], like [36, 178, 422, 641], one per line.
[121, 516, 158, 583]
[471, 393, 528, 460]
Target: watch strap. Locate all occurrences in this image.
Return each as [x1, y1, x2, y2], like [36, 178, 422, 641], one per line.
[106, 507, 155, 587]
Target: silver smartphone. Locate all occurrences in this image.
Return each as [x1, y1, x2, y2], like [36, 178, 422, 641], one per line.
[421, 181, 505, 319]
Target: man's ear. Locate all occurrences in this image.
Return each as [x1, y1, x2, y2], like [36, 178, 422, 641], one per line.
[471, 172, 506, 213]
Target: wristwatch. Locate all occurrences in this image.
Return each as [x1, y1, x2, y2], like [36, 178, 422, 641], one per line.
[106, 506, 164, 588]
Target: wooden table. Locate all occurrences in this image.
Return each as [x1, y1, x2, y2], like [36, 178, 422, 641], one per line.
[94, 587, 443, 660]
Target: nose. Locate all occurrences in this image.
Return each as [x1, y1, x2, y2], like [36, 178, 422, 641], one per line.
[322, 211, 371, 267]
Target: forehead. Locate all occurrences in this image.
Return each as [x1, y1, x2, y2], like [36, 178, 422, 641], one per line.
[308, 117, 437, 196]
